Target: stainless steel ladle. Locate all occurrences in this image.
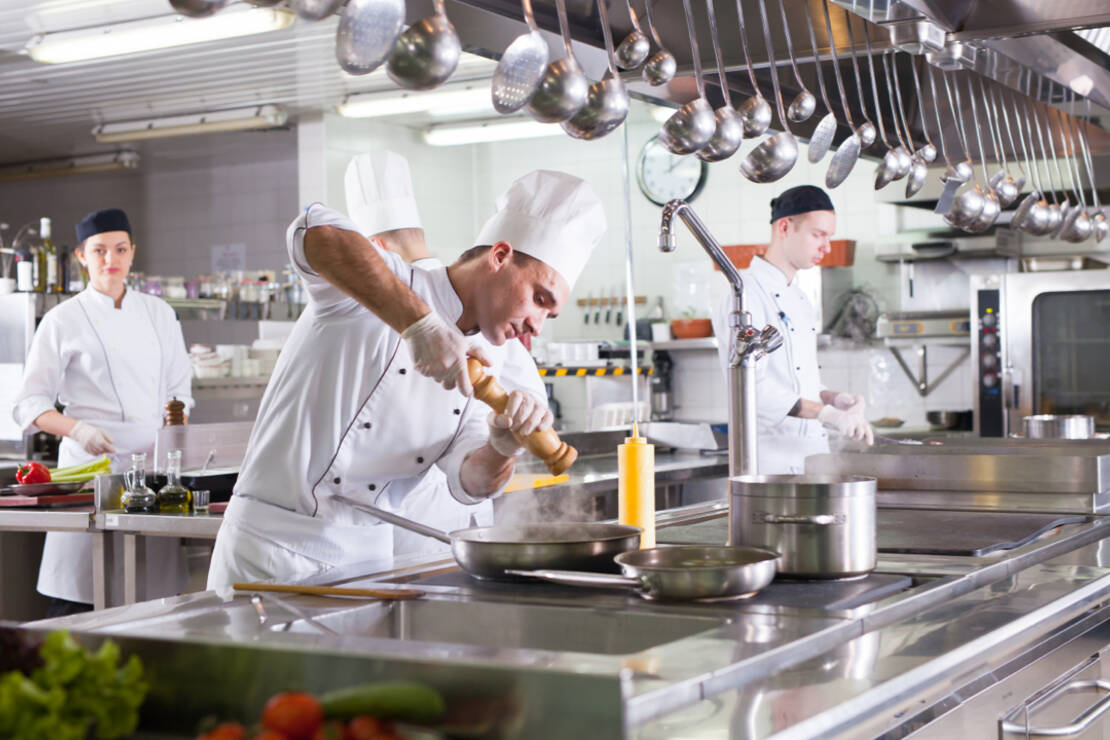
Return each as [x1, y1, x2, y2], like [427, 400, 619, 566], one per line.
[733, 0, 772, 138]
[615, 0, 651, 69]
[870, 51, 911, 189]
[642, 0, 677, 86]
[659, 0, 716, 154]
[978, 78, 1019, 208]
[777, 0, 816, 123]
[740, 0, 799, 182]
[1008, 87, 1050, 235]
[526, 0, 589, 122]
[1056, 91, 1092, 243]
[821, 0, 862, 188]
[490, 0, 549, 113]
[962, 74, 1001, 233]
[942, 71, 986, 228]
[800, 0, 837, 162]
[386, 0, 462, 90]
[1076, 97, 1108, 243]
[886, 52, 927, 197]
[696, 0, 743, 161]
[844, 11, 877, 148]
[989, 81, 1028, 200]
[1030, 79, 1067, 237]
[906, 57, 937, 163]
[925, 64, 968, 189]
[935, 68, 973, 183]
[562, 0, 630, 139]
[335, 0, 406, 76]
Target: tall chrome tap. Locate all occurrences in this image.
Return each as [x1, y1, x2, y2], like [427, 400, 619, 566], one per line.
[659, 200, 782, 476]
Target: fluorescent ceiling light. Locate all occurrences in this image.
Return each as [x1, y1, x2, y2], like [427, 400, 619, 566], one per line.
[423, 119, 565, 146]
[338, 85, 494, 119]
[25, 6, 294, 64]
[93, 105, 288, 143]
[0, 151, 139, 183]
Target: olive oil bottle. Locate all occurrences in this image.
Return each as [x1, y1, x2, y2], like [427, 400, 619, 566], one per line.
[122, 453, 158, 513]
[157, 449, 192, 514]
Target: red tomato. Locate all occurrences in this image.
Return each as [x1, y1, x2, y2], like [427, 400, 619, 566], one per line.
[16, 462, 50, 485]
[198, 722, 248, 740]
[345, 716, 385, 740]
[261, 692, 324, 740]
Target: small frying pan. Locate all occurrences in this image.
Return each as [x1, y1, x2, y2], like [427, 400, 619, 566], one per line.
[356, 503, 641, 580]
[508, 545, 780, 601]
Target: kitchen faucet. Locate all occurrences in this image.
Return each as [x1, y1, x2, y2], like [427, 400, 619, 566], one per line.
[658, 200, 783, 476]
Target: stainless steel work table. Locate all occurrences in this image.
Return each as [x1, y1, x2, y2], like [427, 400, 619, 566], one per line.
[0, 505, 94, 533]
[29, 501, 1110, 738]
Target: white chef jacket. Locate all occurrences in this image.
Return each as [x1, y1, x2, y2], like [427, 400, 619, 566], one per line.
[391, 257, 547, 556]
[711, 256, 828, 474]
[207, 205, 514, 587]
[13, 285, 193, 604]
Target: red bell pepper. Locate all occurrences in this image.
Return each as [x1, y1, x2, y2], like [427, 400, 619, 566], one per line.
[16, 462, 50, 485]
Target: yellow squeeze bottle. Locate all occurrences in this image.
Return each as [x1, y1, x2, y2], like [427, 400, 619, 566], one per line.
[618, 422, 655, 548]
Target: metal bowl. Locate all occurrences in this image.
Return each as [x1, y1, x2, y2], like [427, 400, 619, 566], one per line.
[926, 410, 972, 431]
[1022, 414, 1095, 440]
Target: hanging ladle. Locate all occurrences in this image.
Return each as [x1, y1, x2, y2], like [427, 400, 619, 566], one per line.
[335, 0, 406, 76]
[871, 51, 911, 189]
[696, 0, 743, 161]
[820, 0, 862, 188]
[800, 0, 837, 162]
[1030, 78, 1067, 237]
[490, 0, 549, 114]
[658, 0, 716, 155]
[732, 0, 772, 138]
[526, 0, 589, 122]
[906, 57, 937, 163]
[1056, 91, 1093, 243]
[386, 0, 462, 90]
[962, 74, 1001, 234]
[941, 71, 986, 228]
[1076, 97, 1108, 243]
[615, 0, 651, 70]
[924, 64, 966, 216]
[989, 81, 1028, 203]
[978, 78, 1020, 208]
[1008, 86, 1050, 235]
[293, 0, 344, 20]
[562, 0, 630, 140]
[843, 10, 877, 149]
[930, 65, 972, 184]
[739, 0, 799, 182]
[641, 0, 676, 86]
[885, 51, 927, 197]
[776, 0, 816, 123]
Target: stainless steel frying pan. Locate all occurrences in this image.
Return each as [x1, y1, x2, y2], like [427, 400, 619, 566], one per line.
[508, 544, 780, 601]
[357, 503, 641, 580]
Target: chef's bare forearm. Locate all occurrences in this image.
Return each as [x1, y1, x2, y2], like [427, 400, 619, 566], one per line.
[32, 410, 77, 438]
[789, 398, 824, 419]
[304, 225, 430, 333]
[819, 390, 839, 406]
[459, 445, 516, 497]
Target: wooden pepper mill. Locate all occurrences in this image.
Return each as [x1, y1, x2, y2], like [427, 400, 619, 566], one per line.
[164, 397, 186, 426]
[467, 358, 578, 475]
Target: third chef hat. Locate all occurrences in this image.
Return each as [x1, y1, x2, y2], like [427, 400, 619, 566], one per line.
[76, 208, 132, 242]
[769, 185, 835, 223]
[474, 169, 605, 290]
[344, 151, 422, 236]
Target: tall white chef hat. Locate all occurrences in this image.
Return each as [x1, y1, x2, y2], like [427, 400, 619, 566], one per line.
[344, 151, 421, 236]
[474, 170, 606, 290]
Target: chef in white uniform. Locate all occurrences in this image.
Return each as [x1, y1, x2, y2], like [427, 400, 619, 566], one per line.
[207, 169, 604, 587]
[12, 208, 192, 616]
[343, 152, 548, 555]
[712, 186, 873, 474]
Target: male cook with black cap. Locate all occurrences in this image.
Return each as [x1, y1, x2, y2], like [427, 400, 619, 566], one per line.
[711, 185, 873, 475]
[13, 208, 192, 615]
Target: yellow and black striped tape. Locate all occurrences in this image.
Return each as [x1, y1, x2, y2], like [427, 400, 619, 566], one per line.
[537, 366, 653, 377]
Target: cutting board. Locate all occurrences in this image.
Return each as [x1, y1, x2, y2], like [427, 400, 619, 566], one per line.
[505, 473, 570, 493]
[0, 492, 94, 508]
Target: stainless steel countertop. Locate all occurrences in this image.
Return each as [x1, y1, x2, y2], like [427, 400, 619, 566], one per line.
[0, 505, 94, 532]
[33, 500, 1110, 737]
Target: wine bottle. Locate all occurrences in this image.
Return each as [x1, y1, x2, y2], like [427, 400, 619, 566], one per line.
[40, 218, 60, 294]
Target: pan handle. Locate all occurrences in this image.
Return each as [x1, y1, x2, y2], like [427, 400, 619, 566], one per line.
[506, 569, 644, 590]
[757, 512, 844, 525]
[353, 503, 453, 544]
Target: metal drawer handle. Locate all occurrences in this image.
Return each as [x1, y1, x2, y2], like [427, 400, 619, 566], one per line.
[1001, 679, 1110, 737]
[756, 512, 844, 526]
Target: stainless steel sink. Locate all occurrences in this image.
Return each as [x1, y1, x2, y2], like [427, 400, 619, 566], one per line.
[274, 598, 730, 655]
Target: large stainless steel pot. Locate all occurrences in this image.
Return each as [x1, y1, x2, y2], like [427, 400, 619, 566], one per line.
[729, 474, 877, 579]
[1023, 414, 1095, 440]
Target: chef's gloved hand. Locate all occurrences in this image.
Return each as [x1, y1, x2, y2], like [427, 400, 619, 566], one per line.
[833, 392, 866, 415]
[401, 312, 491, 397]
[487, 391, 553, 458]
[68, 420, 116, 455]
[818, 404, 874, 445]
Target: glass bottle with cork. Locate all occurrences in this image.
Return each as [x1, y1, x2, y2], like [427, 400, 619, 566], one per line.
[157, 449, 192, 514]
[122, 453, 158, 513]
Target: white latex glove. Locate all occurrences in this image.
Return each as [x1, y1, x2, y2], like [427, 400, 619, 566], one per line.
[401, 312, 491, 397]
[68, 420, 116, 455]
[817, 404, 874, 445]
[487, 391, 553, 458]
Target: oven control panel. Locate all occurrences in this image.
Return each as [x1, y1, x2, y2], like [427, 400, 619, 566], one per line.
[977, 289, 1003, 437]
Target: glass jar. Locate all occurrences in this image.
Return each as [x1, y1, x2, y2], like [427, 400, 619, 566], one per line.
[122, 453, 158, 513]
[157, 449, 192, 514]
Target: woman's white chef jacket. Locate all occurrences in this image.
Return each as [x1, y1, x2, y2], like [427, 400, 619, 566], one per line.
[390, 257, 546, 556]
[12, 286, 193, 604]
[207, 205, 513, 587]
[711, 256, 828, 474]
